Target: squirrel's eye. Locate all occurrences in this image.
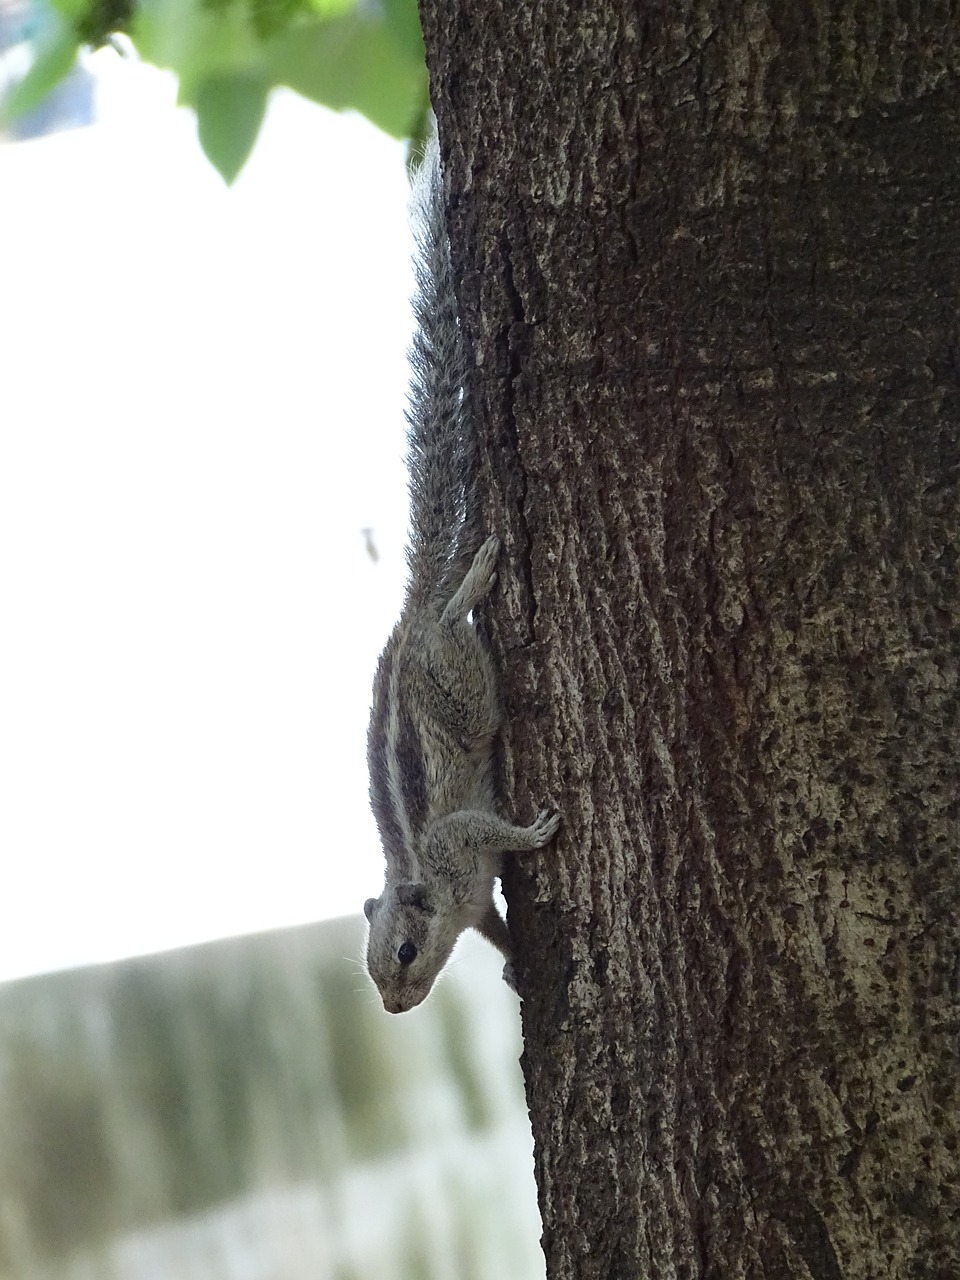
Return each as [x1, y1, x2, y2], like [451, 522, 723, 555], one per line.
[397, 941, 417, 966]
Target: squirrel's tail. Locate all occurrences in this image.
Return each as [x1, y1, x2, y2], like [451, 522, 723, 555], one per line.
[404, 130, 477, 608]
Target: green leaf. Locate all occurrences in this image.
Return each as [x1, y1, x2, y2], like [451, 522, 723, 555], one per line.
[126, 0, 428, 176]
[75, 0, 137, 48]
[380, 0, 424, 65]
[267, 9, 427, 138]
[304, 0, 355, 14]
[49, 0, 94, 23]
[0, 26, 81, 125]
[133, 0, 260, 99]
[46, 0, 135, 45]
[194, 72, 269, 182]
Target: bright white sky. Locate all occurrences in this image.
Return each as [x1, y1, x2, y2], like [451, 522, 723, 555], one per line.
[0, 48, 415, 981]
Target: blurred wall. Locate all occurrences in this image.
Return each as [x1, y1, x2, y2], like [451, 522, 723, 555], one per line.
[0, 919, 544, 1280]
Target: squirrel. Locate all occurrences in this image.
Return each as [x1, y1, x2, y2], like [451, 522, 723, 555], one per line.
[363, 129, 560, 1015]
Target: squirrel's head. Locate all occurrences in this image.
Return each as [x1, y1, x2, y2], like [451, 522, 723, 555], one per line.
[363, 881, 459, 1013]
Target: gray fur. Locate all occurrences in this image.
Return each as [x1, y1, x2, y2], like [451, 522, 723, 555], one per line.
[364, 132, 560, 1014]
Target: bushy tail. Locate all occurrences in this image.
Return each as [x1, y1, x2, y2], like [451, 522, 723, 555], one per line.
[404, 131, 477, 608]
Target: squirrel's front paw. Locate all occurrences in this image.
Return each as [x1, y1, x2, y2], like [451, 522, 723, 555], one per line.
[528, 808, 561, 847]
[501, 961, 518, 993]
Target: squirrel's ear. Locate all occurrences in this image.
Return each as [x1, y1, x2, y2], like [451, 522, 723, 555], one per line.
[396, 882, 431, 911]
[363, 897, 378, 921]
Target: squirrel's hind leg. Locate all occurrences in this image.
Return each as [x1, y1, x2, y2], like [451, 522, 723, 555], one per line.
[443, 535, 500, 623]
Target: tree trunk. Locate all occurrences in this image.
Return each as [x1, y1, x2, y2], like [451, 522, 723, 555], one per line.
[420, 3, 960, 1277]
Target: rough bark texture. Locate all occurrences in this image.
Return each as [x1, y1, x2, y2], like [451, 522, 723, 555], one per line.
[419, 3, 960, 1278]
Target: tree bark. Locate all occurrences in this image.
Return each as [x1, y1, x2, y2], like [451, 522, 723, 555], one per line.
[420, 3, 960, 1277]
